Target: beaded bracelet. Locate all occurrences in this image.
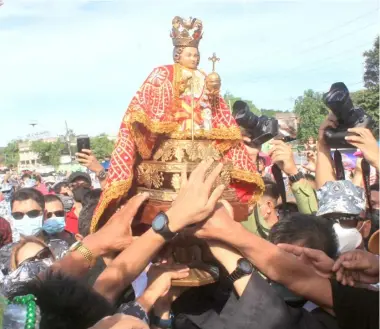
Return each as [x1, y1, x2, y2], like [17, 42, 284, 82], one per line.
[10, 294, 37, 329]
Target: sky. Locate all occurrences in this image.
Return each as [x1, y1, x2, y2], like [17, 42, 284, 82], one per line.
[0, 0, 378, 146]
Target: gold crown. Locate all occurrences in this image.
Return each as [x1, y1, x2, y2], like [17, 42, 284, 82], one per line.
[170, 16, 203, 48]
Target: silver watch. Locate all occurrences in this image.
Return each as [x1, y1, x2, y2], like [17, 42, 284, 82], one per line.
[97, 169, 107, 181]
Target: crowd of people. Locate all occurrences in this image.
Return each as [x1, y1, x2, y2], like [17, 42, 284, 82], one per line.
[0, 114, 379, 329]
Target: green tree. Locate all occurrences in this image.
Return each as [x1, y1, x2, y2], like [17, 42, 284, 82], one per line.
[363, 36, 379, 89]
[2, 141, 20, 167]
[351, 88, 379, 135]
[223, 91, 261, 115]
[90, 134, 115, 160]
[293, 89, 329, 142]
[260, 108, 286, 117]
[31, 140, 65, 167]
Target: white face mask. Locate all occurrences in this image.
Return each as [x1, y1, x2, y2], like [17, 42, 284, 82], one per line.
[333, 223, 363, 254]
[13, 215, 43, 236]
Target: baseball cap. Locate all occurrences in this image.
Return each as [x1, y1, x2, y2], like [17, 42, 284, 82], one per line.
[316, 180, 366, 218]
[68, 172, 91, 185]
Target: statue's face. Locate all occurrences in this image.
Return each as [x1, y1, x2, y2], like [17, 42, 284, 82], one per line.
[179, 47, 199, 69]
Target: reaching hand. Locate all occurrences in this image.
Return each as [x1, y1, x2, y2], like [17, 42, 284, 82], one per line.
[188, 200, 237, 241]
[277, 244, 334, 279]
[268, 140, 298, 176]
[137, 264, 190, 312]
[76, 149, 104, 174]
[89, 314, 149, 329]
[345, 128, 380, 171]
[332, 249, 379, 286]
[89, 193, 150, 254]
[167, 159, 226, 232]
[318, 113, 338, 146]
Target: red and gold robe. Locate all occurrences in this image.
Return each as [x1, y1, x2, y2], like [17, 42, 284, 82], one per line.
[91, 64, 264, 232]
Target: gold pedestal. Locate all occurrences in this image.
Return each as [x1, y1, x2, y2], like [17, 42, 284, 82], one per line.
[136, 139, 248, 286]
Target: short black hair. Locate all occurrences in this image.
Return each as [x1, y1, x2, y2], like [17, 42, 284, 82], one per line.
[269, 213, 338, 259]
[370, 183, 379, 192]
[11, 188, 45, 211]
[9, 270, 114, 329]
[78, 189, 102, 237]
[263, 179, 280, 201]
[44, 194, 64, 208]
[21, 173, 31, 180]
[53, 182, 68, 194]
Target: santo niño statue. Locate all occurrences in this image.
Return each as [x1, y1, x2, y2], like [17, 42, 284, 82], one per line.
[90, 17, 264, 260]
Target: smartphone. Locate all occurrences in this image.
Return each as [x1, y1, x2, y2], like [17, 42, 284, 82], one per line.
[77, 135, 90, 152]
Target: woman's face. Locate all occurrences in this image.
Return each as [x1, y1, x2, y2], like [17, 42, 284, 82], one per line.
[16, 242, 45, 267]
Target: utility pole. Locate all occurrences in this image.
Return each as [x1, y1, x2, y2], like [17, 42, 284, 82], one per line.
[65, 121, 73, 164]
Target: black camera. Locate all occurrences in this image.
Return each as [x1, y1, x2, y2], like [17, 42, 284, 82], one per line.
[232, 100, 279, 147]
[323, 82, 373, 148]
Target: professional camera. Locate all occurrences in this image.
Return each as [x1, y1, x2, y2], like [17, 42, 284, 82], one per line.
[232, 100, 279, 147]
[323, 82, 373, 148]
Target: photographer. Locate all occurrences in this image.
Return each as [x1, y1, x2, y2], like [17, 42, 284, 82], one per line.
[268, 140, 318, 215]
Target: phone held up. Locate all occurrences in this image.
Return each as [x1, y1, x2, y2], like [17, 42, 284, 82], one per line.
[76, 135, 90, 153]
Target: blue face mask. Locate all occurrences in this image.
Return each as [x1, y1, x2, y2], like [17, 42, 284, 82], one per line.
[13, 215, 43, 236]
[42, 217, 66, 235]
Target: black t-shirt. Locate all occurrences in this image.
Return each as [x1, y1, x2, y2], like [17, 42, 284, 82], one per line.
[331, 280, 379, 329]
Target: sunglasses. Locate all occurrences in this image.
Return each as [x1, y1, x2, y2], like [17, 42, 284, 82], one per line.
[46, 210, 65, 219]
[11, 209, 42, 220]
[18, 247, 54, 267]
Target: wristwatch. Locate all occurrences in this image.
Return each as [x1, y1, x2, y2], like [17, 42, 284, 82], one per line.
[226, 258, 254, 283]
[96, 169, 107, 181]
[151, 311, 174, 329]
[288, 171, 305, 183]
[152, 212, 177, 241]
[69, 241, 95, 266]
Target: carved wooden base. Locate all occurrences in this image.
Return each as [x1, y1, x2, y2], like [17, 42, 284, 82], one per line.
[171, 263, 219, 287]
[138, 196, 248, 224]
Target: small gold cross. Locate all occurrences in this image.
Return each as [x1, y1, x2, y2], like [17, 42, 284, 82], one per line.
[208, 52, 220, 72]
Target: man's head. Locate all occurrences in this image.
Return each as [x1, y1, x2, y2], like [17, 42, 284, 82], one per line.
[53, 181, 71, 196]
[269, 214, 338, 259]
[68, 172, 91, 190]
[11, 188, 45, 215]
[9, 271, 114, 329]
[21, 173, 31, 182]
[78, 189, 102, 238]
[317, 180, 369, 252]
[257, 178, 280, 227]
[11, 188, 45, 237]
[43, 195, 66, 235]
[173, 46, 199, 69]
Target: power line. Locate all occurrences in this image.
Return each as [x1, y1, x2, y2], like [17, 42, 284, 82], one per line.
[249, 8, 378, 61]
[248, 21, 376, 84]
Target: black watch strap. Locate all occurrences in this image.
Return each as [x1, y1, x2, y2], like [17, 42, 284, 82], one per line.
[226, 258, 254, 283]
[288, 171, 305, 183]
[152, 212, 177, 241]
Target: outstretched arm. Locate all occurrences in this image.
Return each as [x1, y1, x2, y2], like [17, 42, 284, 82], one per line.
[316, 114, 337, 189]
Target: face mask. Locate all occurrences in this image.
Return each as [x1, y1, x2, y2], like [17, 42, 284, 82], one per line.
[42, 217, 66, 235]
[13, 215, 43, 236]
[72, 186, 91, 203]
[333, 223, 363, 253]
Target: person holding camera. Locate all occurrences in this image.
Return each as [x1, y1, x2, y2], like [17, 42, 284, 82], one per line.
[268, 140, 318, 215]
